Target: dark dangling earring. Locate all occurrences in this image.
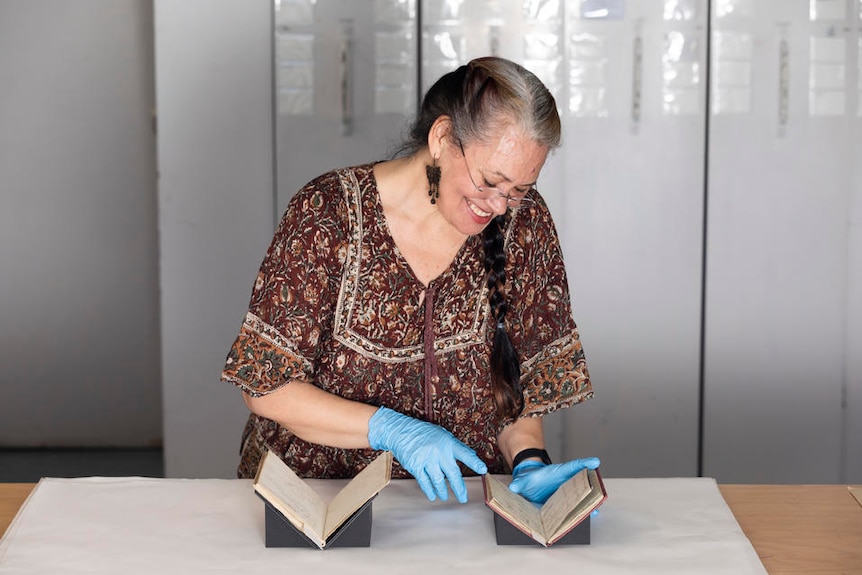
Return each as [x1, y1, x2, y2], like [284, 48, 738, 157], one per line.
[426, 158, 441, 205]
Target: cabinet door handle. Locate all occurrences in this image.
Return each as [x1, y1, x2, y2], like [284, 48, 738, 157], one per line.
[632, 34, 643, 128]
[778, 35, 789, 130]
[340, 20, 354, 136]
[489, 25, 500, 57]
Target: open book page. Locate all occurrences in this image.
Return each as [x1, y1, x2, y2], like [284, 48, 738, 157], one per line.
[483, 474, 546, 543]
[541, 469, 605, 545]
[253, 450, 326, 544]
[539, 468, 592, 535]
[323, 452, 393, 539]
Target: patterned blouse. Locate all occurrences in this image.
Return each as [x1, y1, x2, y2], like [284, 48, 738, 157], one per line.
[221, 164, 593, 480]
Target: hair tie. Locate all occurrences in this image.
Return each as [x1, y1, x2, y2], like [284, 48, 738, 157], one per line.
[497, 321, 505, 330]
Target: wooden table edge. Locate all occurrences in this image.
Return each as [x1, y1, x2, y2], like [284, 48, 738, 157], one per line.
[0, 483, 37, 538]
[719, 484, 862, 575]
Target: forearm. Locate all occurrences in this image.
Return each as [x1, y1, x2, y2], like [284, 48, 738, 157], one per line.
[496, 416, 545, 469]
[243, 381, 378, 449]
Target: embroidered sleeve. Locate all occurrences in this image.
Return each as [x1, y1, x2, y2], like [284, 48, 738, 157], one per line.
[507, 195, 594, 418]
[221, 173, 348, 396]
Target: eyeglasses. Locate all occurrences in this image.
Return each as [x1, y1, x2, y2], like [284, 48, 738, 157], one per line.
[458, 141, 535, 208]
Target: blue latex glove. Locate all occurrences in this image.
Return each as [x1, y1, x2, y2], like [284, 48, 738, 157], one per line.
[367, 407, 488, 503]
[508, 457, 601, 505]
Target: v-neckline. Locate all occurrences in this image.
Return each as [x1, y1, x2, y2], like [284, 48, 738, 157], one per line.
[371, 173, 475, 290]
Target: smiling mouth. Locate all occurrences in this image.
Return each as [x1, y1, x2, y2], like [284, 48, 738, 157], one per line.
[467, 200, 492, 218]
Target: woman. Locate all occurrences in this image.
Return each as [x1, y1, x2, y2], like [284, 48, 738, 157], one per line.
[221, 57, 599, 506]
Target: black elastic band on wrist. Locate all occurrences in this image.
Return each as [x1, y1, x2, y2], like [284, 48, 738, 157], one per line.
[512, 448, 552, 469]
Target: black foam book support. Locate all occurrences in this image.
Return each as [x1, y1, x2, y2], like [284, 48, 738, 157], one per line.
[259, 494, 375, 549]
[492, 512, 591, 546]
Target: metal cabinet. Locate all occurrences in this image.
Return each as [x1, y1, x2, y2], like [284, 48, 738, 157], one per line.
[703, 0, 859, 483]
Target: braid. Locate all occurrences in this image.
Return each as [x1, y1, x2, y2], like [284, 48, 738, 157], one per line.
[483, 215, 523, 419]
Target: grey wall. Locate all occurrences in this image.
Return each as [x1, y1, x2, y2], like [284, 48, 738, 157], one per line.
[0, 1, 161, 447]
[154, 0, 274, 478]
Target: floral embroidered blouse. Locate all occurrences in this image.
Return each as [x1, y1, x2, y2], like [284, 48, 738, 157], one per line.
[221, 164, 593, 480]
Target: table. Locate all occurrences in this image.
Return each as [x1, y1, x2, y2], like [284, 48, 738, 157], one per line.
[719, 484, 862, 575]
[1, 481, 861, 574]
[0, 484, 32, 538]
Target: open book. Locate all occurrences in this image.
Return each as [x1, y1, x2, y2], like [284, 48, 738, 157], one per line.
[482, 468, 607, 547]
[253, 449, 393, 549]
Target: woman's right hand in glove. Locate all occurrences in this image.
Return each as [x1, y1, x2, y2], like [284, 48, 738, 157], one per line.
[367, 406, 487, 503]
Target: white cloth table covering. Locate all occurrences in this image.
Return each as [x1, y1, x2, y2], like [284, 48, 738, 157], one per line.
[0, 476, 767, 574]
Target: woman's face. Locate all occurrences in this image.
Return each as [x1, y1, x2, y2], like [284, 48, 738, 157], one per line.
[438, 125, 548, 237]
